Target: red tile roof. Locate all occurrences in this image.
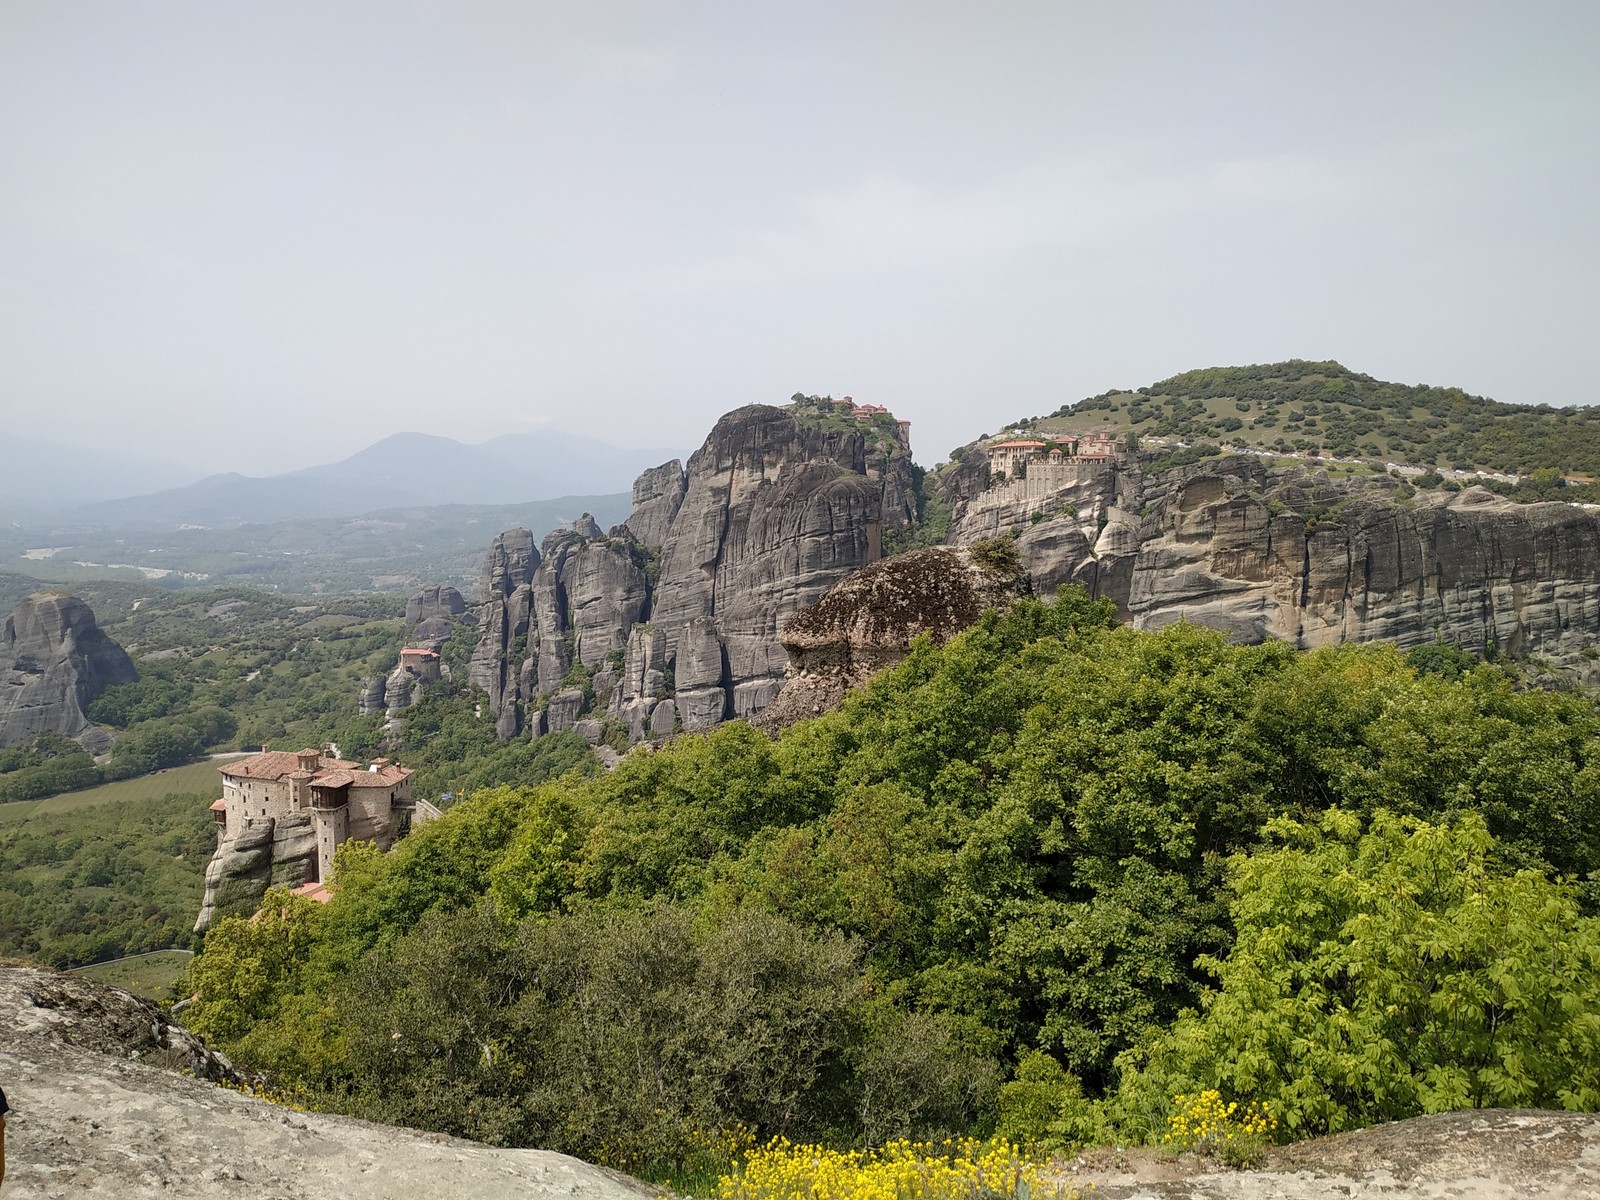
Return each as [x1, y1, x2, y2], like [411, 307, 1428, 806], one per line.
[209, 798, 227, 812]
[221, 750, 412, 787]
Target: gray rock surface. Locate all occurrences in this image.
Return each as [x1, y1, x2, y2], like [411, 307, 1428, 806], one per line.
[756, 544, 1031, 731]
[0, 593, 137, 750]
[0, 964, 661, 1200]
[950, 453, 1600, 677]
[356, 675, 387, 717]
[193, 809, 317, 932]
[471, 405, 915, 746]
[1064, 1108, 1600, 1199]
[404, 584, 468, 626]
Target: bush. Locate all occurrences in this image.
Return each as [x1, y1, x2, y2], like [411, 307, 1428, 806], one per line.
[1110, 810, 1600, 1139]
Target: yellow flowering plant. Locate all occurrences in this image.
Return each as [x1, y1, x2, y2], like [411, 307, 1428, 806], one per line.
[1163, 1090, 1277, 1168]
[712, 1135, 1083, 1200]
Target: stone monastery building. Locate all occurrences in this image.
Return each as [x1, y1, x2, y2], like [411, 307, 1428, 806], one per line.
[212, 748, 416, 883]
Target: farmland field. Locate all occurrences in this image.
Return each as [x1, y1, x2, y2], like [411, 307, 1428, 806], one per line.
[73, 949, 194, 1000]
[0, 758, 237, 824]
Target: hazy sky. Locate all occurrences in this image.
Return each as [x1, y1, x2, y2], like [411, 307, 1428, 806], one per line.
[3, 1, 1596, 475]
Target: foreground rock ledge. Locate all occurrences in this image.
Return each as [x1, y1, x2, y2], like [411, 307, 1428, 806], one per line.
[0, 965, 660, 1200]
[3, 963, 1595, 1199]
[1066, 1108, 1600, 1199]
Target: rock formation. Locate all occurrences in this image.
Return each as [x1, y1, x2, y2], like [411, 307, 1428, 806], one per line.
[0, 964, 662, 1200]
[470, 402, 915, 745]
[471, 405, 1600, 750]
[755, 544, 1032, 731]
[949, 452, 1600, 678]
[404, 583, 468, 627]
[0, 592, 137, 750]
[193, 811, 318, 931]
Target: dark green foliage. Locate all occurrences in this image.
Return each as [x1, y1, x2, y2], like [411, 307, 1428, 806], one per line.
[1049, 360, 1600, 480]
[1406, 639, 1480, 680]
[183, 590, 1600, 1165]
[0, 733, 102, 803]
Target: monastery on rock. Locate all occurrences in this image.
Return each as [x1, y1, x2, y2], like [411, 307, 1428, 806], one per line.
[211, 748, 418, 884]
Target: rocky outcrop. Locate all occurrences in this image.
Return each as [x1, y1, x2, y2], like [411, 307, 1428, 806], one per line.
[193, 811, 318, 931]
[755, 545, 1032, 731]
[0, 965, 662, 1200]
[404, 584, 467, 627]
[0, 593, 137, 750]
[949, 452, 1600, 677]
[471, 404, 915, 744]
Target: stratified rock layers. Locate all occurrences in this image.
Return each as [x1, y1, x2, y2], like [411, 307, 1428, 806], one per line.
[956, 454, 1600, 671]
[472, 404, 914, 743]
[0, 593, 137, 749]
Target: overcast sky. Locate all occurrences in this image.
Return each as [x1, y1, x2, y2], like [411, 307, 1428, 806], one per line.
[3, 1, 1595, 476]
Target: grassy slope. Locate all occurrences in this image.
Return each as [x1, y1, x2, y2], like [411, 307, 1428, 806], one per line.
[1015, 360, 1600, 477]
[72, 949, 194, 999]
[0, 759, 229, 824]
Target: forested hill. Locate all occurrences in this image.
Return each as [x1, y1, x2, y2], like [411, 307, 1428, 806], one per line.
[1035, 360, 1600, 478]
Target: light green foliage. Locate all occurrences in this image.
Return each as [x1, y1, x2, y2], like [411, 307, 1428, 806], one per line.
[183, 588, 1600, 1169]
[1112, 811, 1600, 1138]
[186, 886, 331, 1046]
[0, 790, 215, 967]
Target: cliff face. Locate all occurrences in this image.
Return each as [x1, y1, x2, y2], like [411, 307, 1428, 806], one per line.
[754, 544, 1032, 732]
[952, 453, 1600, 675]
[472, 404, 914, 743]
[0, 592, 137, 750]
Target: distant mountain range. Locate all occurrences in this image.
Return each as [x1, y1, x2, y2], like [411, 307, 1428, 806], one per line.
[6, 430, 681, 528]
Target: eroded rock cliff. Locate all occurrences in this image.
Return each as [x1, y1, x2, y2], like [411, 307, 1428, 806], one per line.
[471, 403, 914, 744]
[0, 592, 137, 750]
[951, 452, 1600, 676]
[754, 544, 1031, 732]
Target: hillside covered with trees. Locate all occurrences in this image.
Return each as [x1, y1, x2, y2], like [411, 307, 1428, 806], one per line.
[1032, 360, 1600, 480]
[183, 589, 1600, 1182]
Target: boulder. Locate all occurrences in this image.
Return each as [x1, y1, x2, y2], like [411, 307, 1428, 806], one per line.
[405, 584, 468, 626]
[756, 545, 1031, 732]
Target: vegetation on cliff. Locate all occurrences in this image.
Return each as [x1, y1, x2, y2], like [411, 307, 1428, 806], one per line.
[1031, 360, 1600, 483]
[184, 588, 1600, 1179]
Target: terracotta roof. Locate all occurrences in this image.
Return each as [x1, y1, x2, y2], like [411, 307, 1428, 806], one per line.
[209, 798, 227, 812]
[990, 439, 1047, 449]
[400, 647, 439, 657]
[222, 751, 412, 787]
[290, 881, 334, 904]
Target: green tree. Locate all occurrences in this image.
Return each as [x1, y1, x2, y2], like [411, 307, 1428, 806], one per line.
[1113, 810, 1600, 1139]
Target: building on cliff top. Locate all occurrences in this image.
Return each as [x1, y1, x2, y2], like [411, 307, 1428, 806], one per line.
[212, 748, 420, 884]
[985, 431, 1122, 477]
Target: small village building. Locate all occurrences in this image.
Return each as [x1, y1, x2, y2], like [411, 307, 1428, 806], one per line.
[398, 647, 441, 682]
